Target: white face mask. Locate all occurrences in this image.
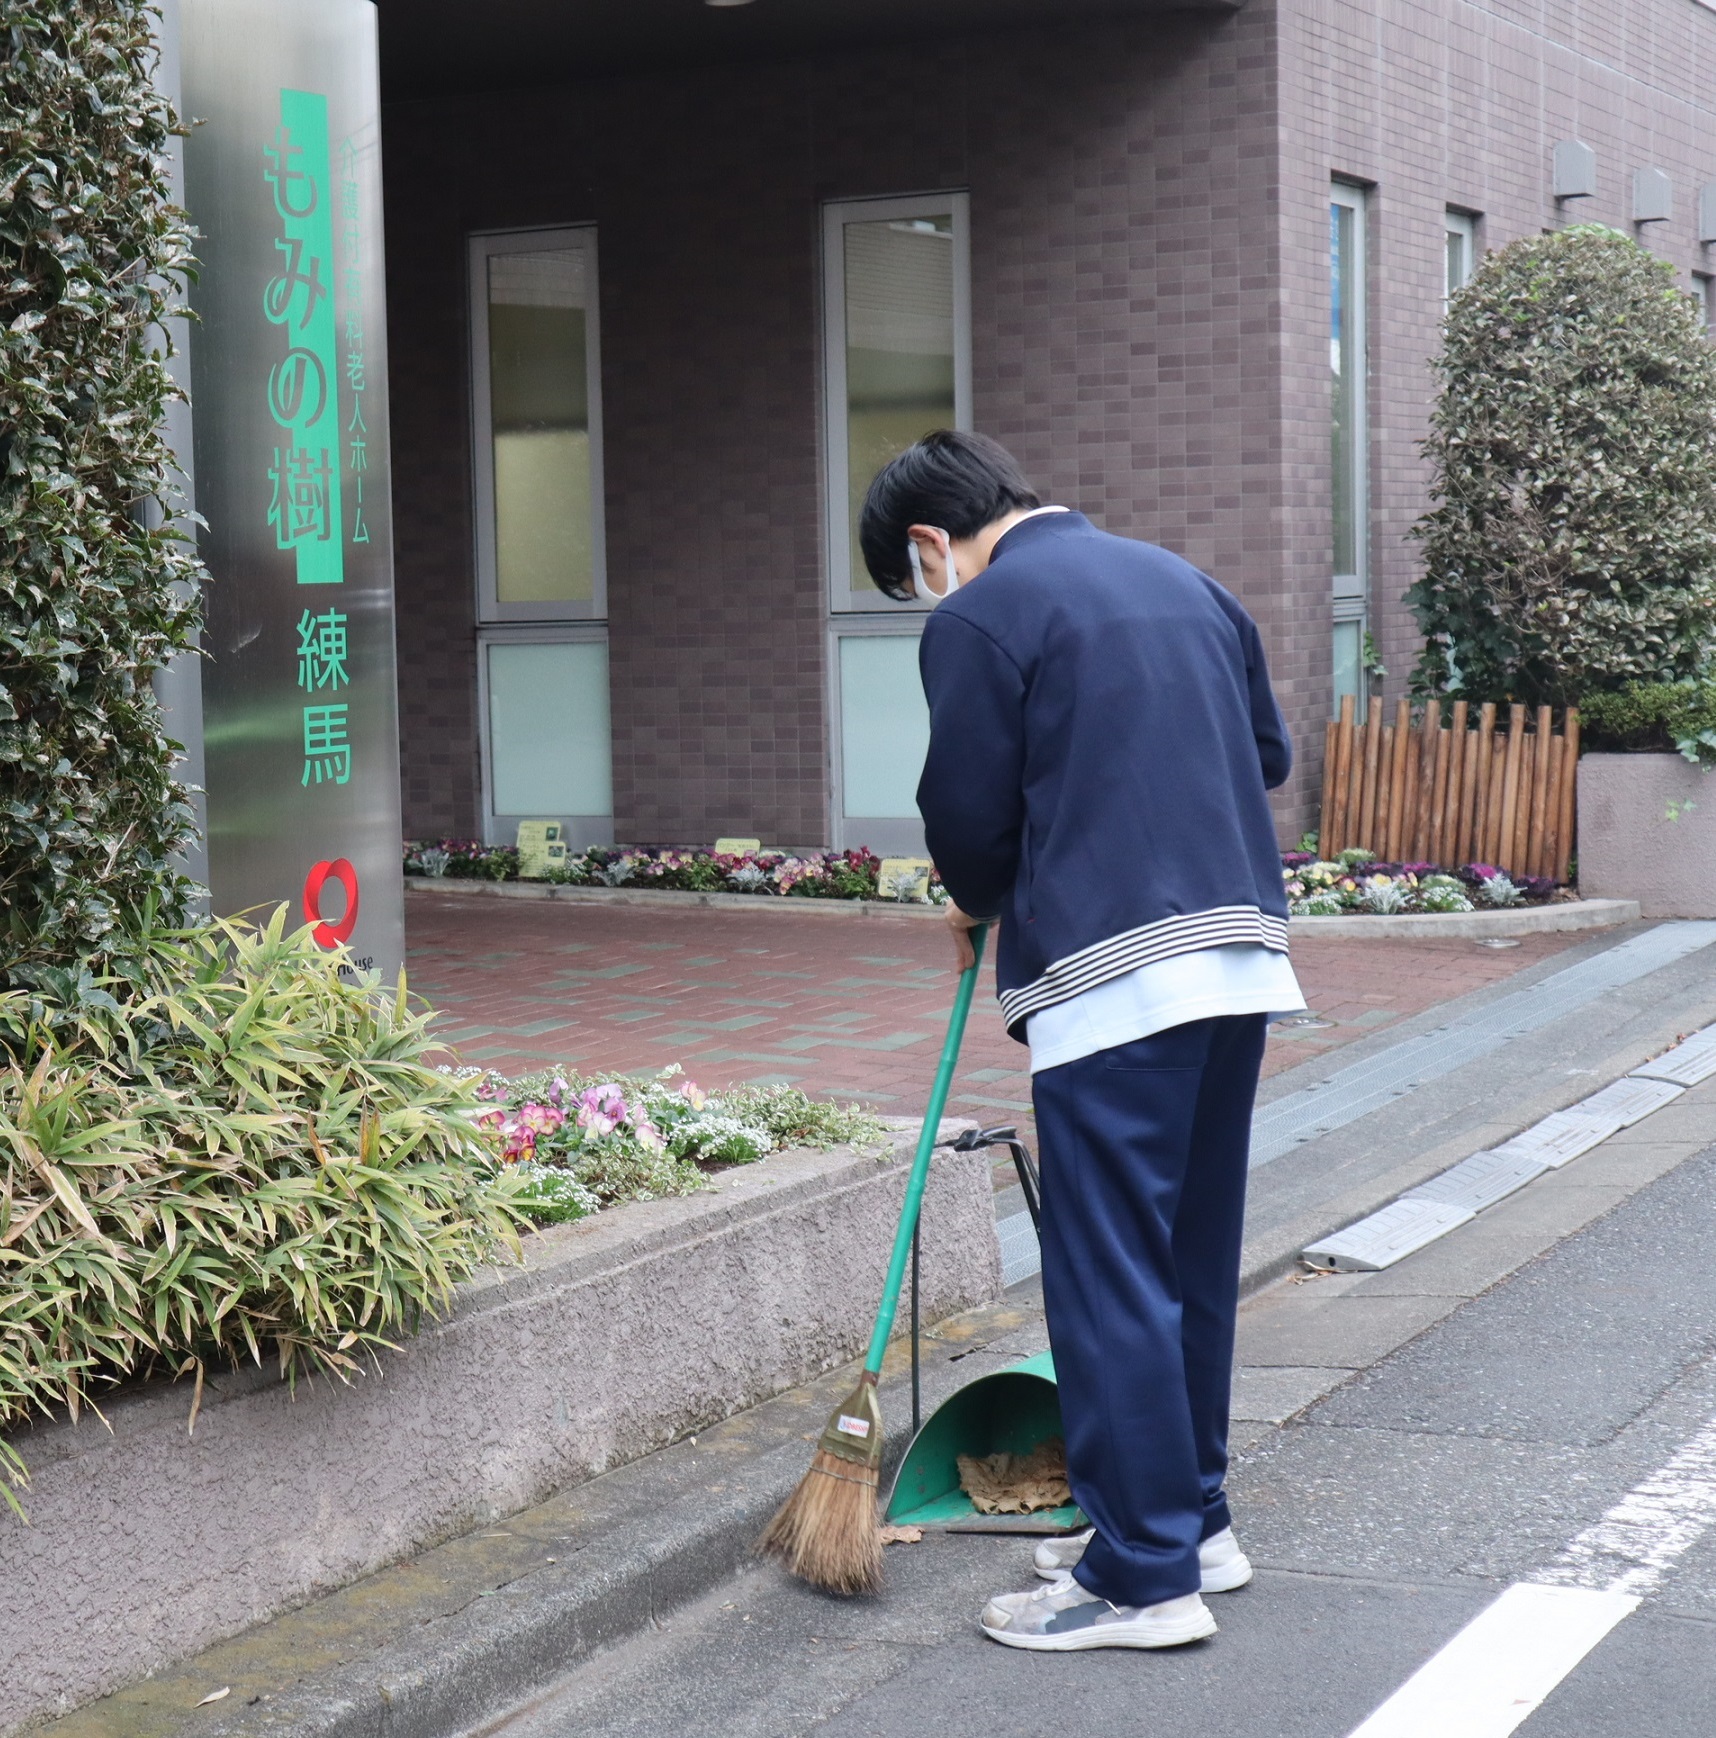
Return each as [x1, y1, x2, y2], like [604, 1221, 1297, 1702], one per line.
[906, 530, 960, 604]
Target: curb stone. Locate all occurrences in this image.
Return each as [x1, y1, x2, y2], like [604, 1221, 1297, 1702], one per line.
[405, 876, 1639, 938]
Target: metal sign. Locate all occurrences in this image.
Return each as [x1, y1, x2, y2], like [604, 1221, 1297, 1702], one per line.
[179, 0, 403, 979]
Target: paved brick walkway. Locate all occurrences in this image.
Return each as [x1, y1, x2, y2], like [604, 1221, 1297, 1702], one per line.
[405, 892, 1586, 1129]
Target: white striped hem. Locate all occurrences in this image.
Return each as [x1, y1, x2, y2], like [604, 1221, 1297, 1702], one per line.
[998, 906, 1289, 1029]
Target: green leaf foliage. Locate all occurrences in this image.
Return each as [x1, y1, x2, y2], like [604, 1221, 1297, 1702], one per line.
[1, 1, 206, 985]
[0, 913, 527, 1517]
[1409, 226, 1716, 705]
[1580, 678, 1716, 767]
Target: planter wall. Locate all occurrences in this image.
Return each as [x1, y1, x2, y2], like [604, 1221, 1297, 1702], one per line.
[0, 1137, 999, 1733]
[1578, 752, 1716, 918]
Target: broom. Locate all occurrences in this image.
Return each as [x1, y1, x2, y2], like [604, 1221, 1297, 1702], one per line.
[758, 923, 988, 1596]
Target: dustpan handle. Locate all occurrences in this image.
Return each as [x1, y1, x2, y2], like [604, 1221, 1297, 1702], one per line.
[863, 924, 988, 1377]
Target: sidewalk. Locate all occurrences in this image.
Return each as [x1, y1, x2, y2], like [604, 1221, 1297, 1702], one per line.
[405, 892, 1588, 1121]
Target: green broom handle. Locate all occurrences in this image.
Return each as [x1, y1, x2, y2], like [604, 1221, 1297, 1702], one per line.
[863, 924, 989, 1376]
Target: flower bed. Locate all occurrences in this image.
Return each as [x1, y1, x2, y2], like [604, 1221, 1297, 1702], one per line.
[405, 840, 1573, 920]
[1282, 848, 1562, 917]
[404, 841, 946, 903]
[459, 1065, 887, 1227]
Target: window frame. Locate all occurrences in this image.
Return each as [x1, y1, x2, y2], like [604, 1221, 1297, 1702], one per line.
[822, 191, 972, 616]
[468, 225, 607, 625]
[1445, 208, 1478, 302]
[1331, 181, 1370, 718]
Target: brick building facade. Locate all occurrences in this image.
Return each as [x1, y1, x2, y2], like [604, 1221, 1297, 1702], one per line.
[376, 0, 1716, 852]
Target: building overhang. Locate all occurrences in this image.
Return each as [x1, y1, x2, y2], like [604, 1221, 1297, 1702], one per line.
[377, 0, 1244, 100]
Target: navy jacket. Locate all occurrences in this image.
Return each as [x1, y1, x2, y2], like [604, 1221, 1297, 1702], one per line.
[916, 512, 1290, 1040]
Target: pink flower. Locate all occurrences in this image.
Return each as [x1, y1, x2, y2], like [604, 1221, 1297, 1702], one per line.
[678, 1080, 708, 1111]
[576, 1083, 629, 1138]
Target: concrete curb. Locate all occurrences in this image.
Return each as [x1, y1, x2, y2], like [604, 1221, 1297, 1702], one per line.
[404, 877, 1638, 936]
[404, 877, 946, 919]
[1289, 897, 1638, 938]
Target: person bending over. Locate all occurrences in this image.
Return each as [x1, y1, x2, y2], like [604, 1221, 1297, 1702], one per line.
[859, 429, 1304, 1653]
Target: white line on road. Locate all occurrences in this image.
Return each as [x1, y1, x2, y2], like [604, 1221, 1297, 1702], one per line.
[1344, 1584, 1638, 1738]
[1535, 1411, 1716, 1598]
[1345, 1407, 1716, 1738]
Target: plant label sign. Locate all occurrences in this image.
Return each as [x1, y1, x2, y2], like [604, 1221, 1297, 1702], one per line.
[178, 0, 403, 980]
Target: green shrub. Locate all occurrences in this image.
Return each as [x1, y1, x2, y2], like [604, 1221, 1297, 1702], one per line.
[1580, 679, 1716, 766]
[1410, 226, 1716, 704]
[0, 913, 526, 1515]
[1, 1, 205, 986]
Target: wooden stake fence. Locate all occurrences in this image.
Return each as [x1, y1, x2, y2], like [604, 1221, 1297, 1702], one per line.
[1319, 696, 1579, 881]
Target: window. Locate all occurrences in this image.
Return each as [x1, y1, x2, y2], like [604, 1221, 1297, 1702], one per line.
[823, 194, 971, 612]
[470, 229, 605, 622]
[1696, 272, 1715, 338]
[824, 193, 969, 851]
[1331, 184, 1369, 718]
[479, 631, 613, 847]
[470, 229, 611, 844]
[1445, 210, 1478, 301]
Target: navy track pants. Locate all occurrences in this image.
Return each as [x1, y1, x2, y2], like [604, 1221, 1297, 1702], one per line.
[1030, 1013, 1267, 1609]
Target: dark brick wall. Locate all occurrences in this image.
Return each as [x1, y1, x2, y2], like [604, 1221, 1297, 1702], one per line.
[383, 0, 1716, 850]
[382, 11, 1292, 843]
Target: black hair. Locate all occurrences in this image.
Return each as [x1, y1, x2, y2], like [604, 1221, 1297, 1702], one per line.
[857, 429, 1041, 601]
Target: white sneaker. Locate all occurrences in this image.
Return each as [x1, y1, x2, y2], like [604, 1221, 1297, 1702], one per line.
[980, 1578, 1216, 1652]
[1034, 1525, 1252, 1593]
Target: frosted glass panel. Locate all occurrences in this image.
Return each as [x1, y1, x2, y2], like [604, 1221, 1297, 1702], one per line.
[488, 640, 612, 815]
[840, 636, 929, 818]
[844, 216, 955, 592]
[488, 248, 593, 604]
[1331, 201, 1360, 581]
[1333, 621, 1364, 722]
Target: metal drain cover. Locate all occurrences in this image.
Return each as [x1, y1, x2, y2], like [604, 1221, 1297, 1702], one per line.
[1304, 1198, 1475, 1272]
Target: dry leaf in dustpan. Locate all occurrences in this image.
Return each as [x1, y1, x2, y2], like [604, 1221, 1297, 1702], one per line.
[956, 1437, 1072, 1514]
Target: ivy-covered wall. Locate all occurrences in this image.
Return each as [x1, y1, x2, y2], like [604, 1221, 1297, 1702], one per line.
[0, 0, 205, 986]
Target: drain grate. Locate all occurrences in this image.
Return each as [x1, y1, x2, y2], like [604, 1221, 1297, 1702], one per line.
[1251, 923, 1716, 1169]
[996, 1211, 1041, 1287]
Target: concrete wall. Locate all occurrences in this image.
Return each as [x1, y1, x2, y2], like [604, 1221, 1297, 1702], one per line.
[1579, 752, 1716, 917]
[0, 1139, 999, 1733]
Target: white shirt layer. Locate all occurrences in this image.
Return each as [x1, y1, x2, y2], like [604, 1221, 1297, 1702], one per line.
[1025, 942, 1308, 1075]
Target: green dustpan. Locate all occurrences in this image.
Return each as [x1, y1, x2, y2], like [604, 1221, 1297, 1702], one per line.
[884, 1350, 1087, 1535]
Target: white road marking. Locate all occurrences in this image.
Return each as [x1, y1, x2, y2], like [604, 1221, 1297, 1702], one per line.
[1345, 1584, 1638, 1738]
[1535, 1411, 1716, 1598]
[1345, 1408, 1716, 1737]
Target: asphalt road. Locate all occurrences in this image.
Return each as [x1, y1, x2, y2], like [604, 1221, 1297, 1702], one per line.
[493, 1142, 1716, 1738]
